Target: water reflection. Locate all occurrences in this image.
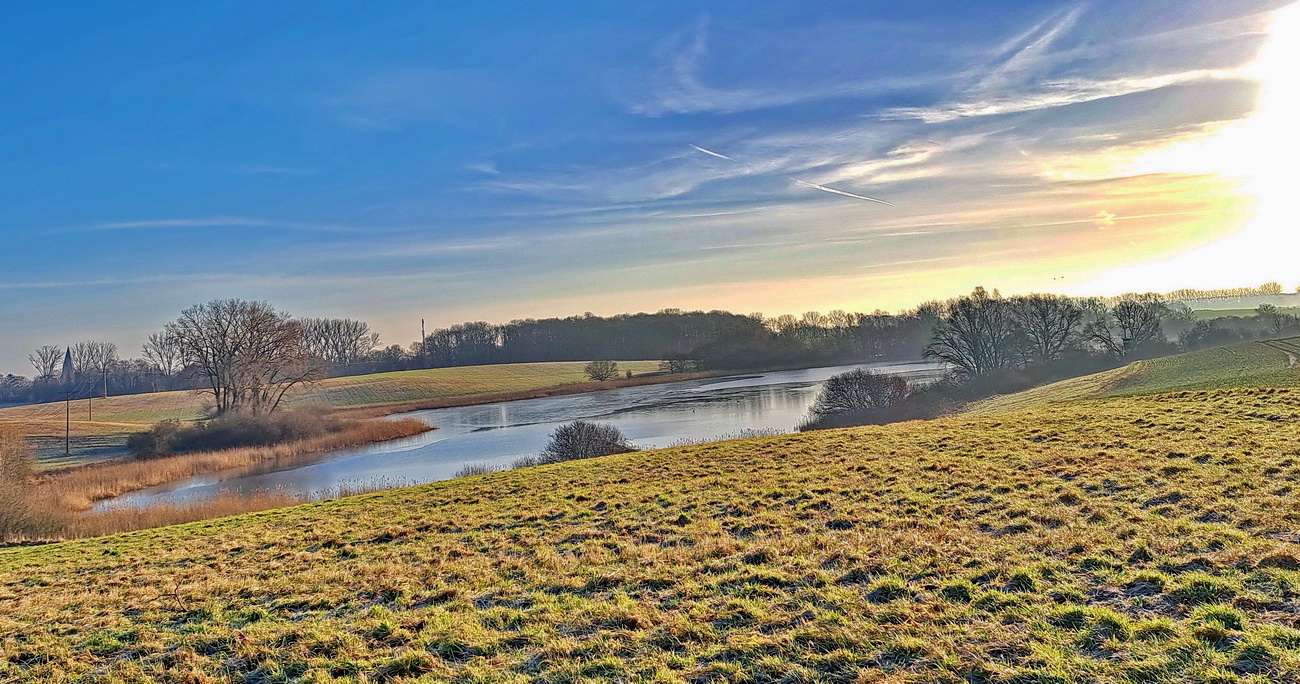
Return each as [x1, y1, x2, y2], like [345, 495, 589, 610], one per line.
[98, 360, 943, 510]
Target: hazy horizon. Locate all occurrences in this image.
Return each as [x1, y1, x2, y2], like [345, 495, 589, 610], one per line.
[3, 0, 1297, 375]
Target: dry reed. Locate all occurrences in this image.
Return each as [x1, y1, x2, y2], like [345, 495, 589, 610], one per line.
[36, 418, 432, 512]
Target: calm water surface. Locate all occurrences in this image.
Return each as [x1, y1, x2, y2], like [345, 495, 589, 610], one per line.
[97, 360, 943, 511]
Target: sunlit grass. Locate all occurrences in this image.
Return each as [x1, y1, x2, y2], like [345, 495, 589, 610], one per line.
[970, 337, 1300, 416]
[5, 383, 1300, 680]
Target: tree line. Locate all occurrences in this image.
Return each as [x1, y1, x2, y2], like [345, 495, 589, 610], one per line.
[411, 308, 939, 373]
[5, 284, 1297, 408]
[924, 288, 1300, 378]
[798, 287, 1300, 430]
[7, 305, 385, 408]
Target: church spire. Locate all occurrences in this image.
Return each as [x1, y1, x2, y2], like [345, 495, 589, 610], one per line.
[60, 347, 74, 386]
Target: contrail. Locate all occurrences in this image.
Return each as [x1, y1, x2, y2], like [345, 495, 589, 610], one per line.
[689, 144, 737, 162]
[689, 144, 895, 207]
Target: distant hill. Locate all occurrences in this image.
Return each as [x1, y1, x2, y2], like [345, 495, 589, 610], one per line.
[968, 337, 1300, 415]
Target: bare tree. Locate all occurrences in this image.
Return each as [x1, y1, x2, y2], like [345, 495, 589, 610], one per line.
[809, 370, 913, 420]
[68, 341, 118, 376]
[67, 341, 118, 397]
[924, 287, 1018, 376]
[584, 360, 620, 381]
[141, 331, 185, 375]
[538, 421, 637, 464]
[1087, 295, 1168, 356]
[28, 346, 62, 381]
[164, 299, 322, 415]
[1009, 294, 1083, 363]
[300, 318, 382, 365]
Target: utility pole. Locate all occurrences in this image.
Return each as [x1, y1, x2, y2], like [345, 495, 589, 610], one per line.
[64, 391, 71, 458]
[420, 319, 426, 367]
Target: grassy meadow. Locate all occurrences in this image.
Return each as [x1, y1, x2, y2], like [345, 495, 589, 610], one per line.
[6, 374, 1300, 680]
[0, 361, 662, 468]
[968, 338, 1300, 416]
[1191, 306, 1300, 321]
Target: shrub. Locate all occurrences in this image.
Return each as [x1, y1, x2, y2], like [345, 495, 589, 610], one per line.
[128, 406, 344, 459]
[583, 360, 620, 382]
[511, 455, 542, 470]
[659, 355, 699, 374]
[810, 370, 913, 419]
[453, 463, 502, 478]
[125, 419, 184, 459]
[538, 421, 637, 464]
[668, 428, 781, 447]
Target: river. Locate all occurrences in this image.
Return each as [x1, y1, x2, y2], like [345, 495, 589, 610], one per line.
[95, 360, 944, 511]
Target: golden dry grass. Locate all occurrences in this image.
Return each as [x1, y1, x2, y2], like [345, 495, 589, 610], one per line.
[63, 482, 393, 540]
[969, 338, 1300, 416]
[5, 386, 1300, 681]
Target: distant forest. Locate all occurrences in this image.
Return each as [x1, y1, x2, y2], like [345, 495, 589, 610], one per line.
[3, 282, 1297, 407]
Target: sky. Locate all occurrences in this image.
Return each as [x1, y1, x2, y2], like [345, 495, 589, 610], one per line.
[1, 0, 1297, 374]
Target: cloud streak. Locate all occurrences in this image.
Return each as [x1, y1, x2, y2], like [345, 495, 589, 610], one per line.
[689, 144, 895, 206]
[887, 69, 1245, 123]
[627, 17, 944, 116]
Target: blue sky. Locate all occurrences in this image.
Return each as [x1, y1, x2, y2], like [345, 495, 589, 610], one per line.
[1, 0, 1294, 374]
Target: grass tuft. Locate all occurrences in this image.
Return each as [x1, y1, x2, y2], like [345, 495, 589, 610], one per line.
[6, 383, 1300, 680]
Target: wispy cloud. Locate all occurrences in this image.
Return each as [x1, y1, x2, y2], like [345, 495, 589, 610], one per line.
[887, 69, 1245, 123]
[688, 144, 895, 205]
[976, 6, 1085, 94]
[883, 3, 1260, 124]
[626, 17, 942, 116]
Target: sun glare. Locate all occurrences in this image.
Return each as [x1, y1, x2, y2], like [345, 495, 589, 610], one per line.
[1080, 2, 1300, 293]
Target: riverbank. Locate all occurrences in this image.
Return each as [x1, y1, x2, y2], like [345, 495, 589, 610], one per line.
[18, 359, 935, 541]
[43, 417, 433, 511]
[1, 360, 664, 468]
[2, 417, 433, 543]
[104, 360, 946, 517]
[336, 370, 722, 418]
[335, 359, 927, 419]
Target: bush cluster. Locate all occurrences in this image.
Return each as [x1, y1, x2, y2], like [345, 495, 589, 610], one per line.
[537, 420, 637, 465]
[127, 406, 343, 459]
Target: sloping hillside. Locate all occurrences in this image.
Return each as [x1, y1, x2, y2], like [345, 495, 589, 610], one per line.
[969, 338, 1300, 416]
[5, 386, 1300, 681]
[0, 361, 662, 468]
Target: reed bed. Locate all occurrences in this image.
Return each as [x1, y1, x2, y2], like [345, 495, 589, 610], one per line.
[36, 417, 431, 512]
